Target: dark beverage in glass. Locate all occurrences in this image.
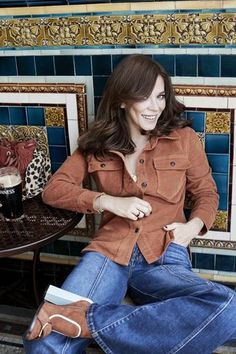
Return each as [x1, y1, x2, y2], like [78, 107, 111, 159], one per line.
[0, 167, 24, 221]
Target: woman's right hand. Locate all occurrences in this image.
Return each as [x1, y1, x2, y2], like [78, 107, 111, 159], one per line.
[97, 195, 152, 220]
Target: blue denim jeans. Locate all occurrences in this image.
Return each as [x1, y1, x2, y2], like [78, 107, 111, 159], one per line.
[24, 243, 236, 354]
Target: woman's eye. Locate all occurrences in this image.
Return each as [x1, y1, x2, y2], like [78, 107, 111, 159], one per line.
[158, 94, 165, 100]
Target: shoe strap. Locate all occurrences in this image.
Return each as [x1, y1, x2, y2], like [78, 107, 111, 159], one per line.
[49, 314, 82, 338]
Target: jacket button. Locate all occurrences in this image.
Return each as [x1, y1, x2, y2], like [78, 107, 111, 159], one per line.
[100, 163, 106, 168]
[141, 182, 147, 188]
[139, 159, 144, 164]
[170, 161, 175, 166]
[135, 228, 140, 233]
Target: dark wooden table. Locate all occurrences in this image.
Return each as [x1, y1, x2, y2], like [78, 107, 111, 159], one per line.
[0, 194, 83, 305]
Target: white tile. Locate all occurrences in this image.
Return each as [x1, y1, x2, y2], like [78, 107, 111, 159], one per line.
[231, 205, 236, 240]
[204, 77, 236, 85]
[30, 93, 67, 104]
[234, 123, 236, 165]
[0, 92, 30, 103]
[202, 230, 231, 241]
[67, 120, 79, 153]
[228, 98, 236, 109]
[181, 96, 228, 109]
[172, 77, 204, 85]
[65, 94, 77, 121]
[232, 166, 236, 205]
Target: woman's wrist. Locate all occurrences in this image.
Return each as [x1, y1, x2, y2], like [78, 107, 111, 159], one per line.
[188, 217, 204, 235]
[93, 193, 106, 213]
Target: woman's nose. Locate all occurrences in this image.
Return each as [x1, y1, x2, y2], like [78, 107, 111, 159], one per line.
[149, 97, 161, 111]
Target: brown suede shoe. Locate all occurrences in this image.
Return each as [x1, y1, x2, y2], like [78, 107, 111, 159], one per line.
[26, 300, 91, 341]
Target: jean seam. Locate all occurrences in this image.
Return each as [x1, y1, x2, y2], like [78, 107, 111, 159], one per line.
[87, 256, 110, 299]
[169, 291, 235, 354]
[87, 305, 114, 354]
[164, 265, 211, 285]
[62, 337, 71, 354]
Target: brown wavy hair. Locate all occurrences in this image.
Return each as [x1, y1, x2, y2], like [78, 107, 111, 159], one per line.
[79, 54, 190, 157]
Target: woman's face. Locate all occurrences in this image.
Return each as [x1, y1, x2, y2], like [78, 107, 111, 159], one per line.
[122, 75, 166, 137]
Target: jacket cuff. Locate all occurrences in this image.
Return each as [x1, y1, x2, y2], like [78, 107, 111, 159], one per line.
[189, 210, 215, 236]
[78, 190, 105, 214]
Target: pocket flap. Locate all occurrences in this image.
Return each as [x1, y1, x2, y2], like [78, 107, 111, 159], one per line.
[153, 155, 190, 170]
[88, 159, 123, 173]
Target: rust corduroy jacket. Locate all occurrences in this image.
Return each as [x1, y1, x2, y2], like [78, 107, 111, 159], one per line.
[42, 127, 219, 266]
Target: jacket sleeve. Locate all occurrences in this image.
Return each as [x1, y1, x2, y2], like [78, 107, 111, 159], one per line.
[42, 149, 103, 214]
[186, 128, 219, 234]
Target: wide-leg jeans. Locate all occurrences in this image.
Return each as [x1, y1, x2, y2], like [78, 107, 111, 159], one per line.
[24, 243, 236, 354]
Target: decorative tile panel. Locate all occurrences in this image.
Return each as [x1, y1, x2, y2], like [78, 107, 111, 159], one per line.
[0, 83, 94, 239]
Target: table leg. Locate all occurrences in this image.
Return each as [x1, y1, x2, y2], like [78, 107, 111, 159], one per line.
[32, 248, 41, 306]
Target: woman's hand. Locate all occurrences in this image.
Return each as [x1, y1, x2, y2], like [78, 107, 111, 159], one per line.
[163, 217, 204, 247]
[95, 195, 152, 220]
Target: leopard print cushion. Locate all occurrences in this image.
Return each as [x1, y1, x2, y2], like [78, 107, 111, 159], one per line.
[23, 150, 51, 199]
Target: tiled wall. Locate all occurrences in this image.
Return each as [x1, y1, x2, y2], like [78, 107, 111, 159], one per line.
[0, 1, 236, 292]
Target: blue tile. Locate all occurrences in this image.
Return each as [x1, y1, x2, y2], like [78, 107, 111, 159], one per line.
[49, 146, 67, 163]
[74, 56, 91, 75]
[195, 253, 215, 270]
[92, 55, 112, 75]
[205, 134, 229, 153]
[218, 192, 228, 211]
[212, 173, 228, 194]
[51, 162, 63, 173]
[9, 107, 27, 125]
[191, 252, 196, 268]
[47, 127, 66, 145]
[176, 55, 197, 76]
[54, 56, 74, 76]
[93, 76, 109, 96]
[112, 55, 128, 70]
[186, 111, 205, 132]
[0, 107, 10, 124]
[198, 55, 220, 77]
[215, 255, 235, 272]
[35, 56, 55, 75]
[16, 56, 36, 76]
[27, 107, 45, 125]
[207, 154, 229, 173]
[221, 55, 236, 77]
[0, 57, 17, 76]
[153, 55, 175, 76]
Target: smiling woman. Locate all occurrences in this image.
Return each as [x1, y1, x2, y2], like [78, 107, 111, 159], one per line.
[24, 54, 236, 354]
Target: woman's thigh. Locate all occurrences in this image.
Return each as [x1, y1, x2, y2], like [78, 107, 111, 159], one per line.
[129, 243, 214, 304]
[62, 251, 128, 304]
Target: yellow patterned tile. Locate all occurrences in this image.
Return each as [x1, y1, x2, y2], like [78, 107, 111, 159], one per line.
[218, 13, 236, 45]
[128, 14, 172, 45]
[206, 111, 231, 134]
[5, 18, 45, 47]
[212, 210, 228, 231]
[172, 13, 218, 44]
[45, 107, 65, 127]
[44, 17, 85, 46]
[86, 15, 127, 46]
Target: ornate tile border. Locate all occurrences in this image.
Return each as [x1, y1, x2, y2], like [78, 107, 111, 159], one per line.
[0, 12, 235, 48]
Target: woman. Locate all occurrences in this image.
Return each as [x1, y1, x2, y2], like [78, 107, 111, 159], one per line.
[24, 54, 236, 354]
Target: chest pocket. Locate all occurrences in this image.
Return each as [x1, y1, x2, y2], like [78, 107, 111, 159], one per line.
[153, 155, 190, 203]
[88, 159, 123, 195]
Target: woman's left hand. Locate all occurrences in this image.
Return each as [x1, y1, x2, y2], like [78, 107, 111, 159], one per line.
[163, 217, 204, 247]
